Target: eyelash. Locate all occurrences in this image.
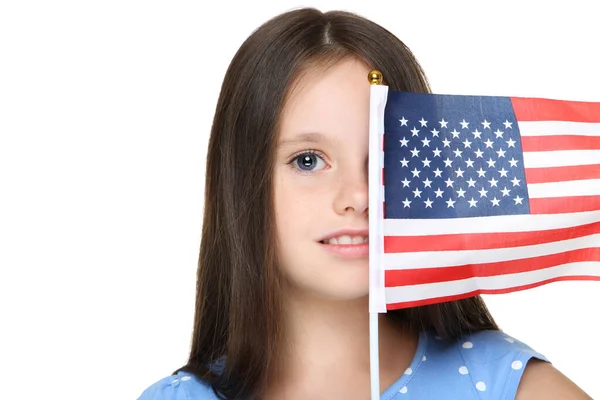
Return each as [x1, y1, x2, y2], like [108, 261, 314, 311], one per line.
[287, 149, 328, 174]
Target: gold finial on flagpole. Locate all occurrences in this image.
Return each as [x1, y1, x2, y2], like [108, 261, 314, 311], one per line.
[368, 70, 383, 85]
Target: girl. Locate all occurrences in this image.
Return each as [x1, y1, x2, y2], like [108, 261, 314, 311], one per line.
[139, 8, 591, 400]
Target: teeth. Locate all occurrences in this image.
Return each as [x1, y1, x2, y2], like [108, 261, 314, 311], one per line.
[323, 235, 369, 245]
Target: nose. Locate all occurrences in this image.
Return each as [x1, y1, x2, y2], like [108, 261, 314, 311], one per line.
[333, 164, 369, 216]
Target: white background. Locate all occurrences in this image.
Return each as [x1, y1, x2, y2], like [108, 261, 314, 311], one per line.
[1, 1, 599, 399]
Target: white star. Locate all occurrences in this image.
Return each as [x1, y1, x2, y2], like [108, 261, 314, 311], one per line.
[399, 117, 408, 126]
[498, 168, 508, 177]
[422, 177, 433, 188]
[400, 158, 409, 167]
[413, 187, 422, 198]
[482, 119, 491, 129]
[511, 177, 521, 186]
[486, 158, 496, 168]
[478, 187, 488, 198]
[443, 157, 453, 167]
[411, 168, 421, 177]
[451, 129, 461, 138]
[476, 168, 486, 177]
[455, 168, 465, 178]
[434, 188, 444, 198]
[432, 147, 442, 157]
[496, 148, 506, 158]
[453, 148, 463, 158]
[399, 137, 409, 147]
[460, 119, 470, 129]
[424, 198, 434, 208]
[503, 120, 513, 129]
[439, 118, 448, 128]
[494, 129, 504, 138]
[472, 129, 482, 139]
[422, 157, 431, 167]
[431, 128, 440, 137]
[463, 138, 472, 148]
[419, 118, 428, 127]
[474, 149, 484, 158]
[506, 138, 516, 148]
[491, 197, 501, 206]
[456, 188, 466, 198]
[421, 138, 431, 147]
[445, 177, 455, 187]
[514, 195, 524, 205]
[433, 168, 443, 177]
[442, 138, 452, 147]
[411, 127, 420, 137]
[465, 158, 475, 168]
[411, 147, 420, 157]
[468, 197, 478, 207]
[403, 198, 411, 207]
[466, 178, 477, 187]
[446, 198, 456, 208]
[508, 158, 519, 167]
[484, 138, 494, 148]
[501, 187, 511, 196]
[401, 178, 411, 187]
[488, 177, 499, 187]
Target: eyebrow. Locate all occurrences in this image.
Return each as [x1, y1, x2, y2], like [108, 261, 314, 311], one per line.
[277, 132, 328, 149]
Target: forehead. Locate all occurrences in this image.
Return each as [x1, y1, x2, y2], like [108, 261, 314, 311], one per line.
[278, 59, 372, 141]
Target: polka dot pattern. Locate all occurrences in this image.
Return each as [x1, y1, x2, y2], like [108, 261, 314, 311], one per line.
[462, 341, 473, 349]
[476, 381, 487, 391]
[421, 355, 427, 361]
[399, 386, 408, 394]
[405, 367, 413, 375]
[512, 360, 523, 370]
[458, 366, 469, 375]
[180, 376, 191, 381]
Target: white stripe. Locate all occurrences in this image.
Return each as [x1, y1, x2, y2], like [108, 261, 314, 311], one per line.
[523, 150, 600, 168]
[384, 210, 600, 236]
[385, 261, 600, 304]
[528, 179, 600, 198]
[384, 233, 600, 270]
[368, 84, 388, 314]
[518, 121, 600, 137]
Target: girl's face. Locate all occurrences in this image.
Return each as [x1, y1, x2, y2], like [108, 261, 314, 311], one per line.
[274, 58, 371, 301]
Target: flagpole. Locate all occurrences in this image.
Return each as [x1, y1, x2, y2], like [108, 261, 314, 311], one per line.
[368, 70, 388, 400]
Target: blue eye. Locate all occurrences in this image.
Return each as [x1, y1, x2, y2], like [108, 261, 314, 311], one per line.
[292, 151, 327, 172]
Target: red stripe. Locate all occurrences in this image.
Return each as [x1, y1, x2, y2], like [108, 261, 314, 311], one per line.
[385, 248, 600, 287]
[382, 167, 385, 185]
[530, 195, 600, 214]
[525, 164, 600, 184]
[386, 276, 600, 310]
[521, 135, 600, 151]
[384, 220, 600, 253]
[511, 97, 600, 123]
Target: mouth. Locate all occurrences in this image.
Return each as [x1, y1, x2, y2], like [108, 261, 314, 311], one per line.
[317, 232, 370, 258]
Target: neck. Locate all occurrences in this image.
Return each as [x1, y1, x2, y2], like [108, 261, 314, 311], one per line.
[267, 289, 418, 399]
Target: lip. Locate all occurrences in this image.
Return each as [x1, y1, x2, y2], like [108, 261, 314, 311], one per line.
[319, 242, 369, 258]
[318, 229, 370, 259]
[318, 229, 369, 242]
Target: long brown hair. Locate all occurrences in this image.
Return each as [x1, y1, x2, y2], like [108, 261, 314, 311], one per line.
[175, 7, 498, 399]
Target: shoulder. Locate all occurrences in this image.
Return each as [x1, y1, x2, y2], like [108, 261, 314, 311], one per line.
[448, 330, 590, 399]
[418, 329, 548, 399]
[454, 329, 549, 398]
[137, 371, 218, 400]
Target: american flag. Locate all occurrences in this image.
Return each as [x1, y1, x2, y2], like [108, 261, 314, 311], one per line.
[372, 90, 600, 310]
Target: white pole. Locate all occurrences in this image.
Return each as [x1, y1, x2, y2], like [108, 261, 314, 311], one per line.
[368, 75, 388, 400]
[369, 312, 380, 400]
